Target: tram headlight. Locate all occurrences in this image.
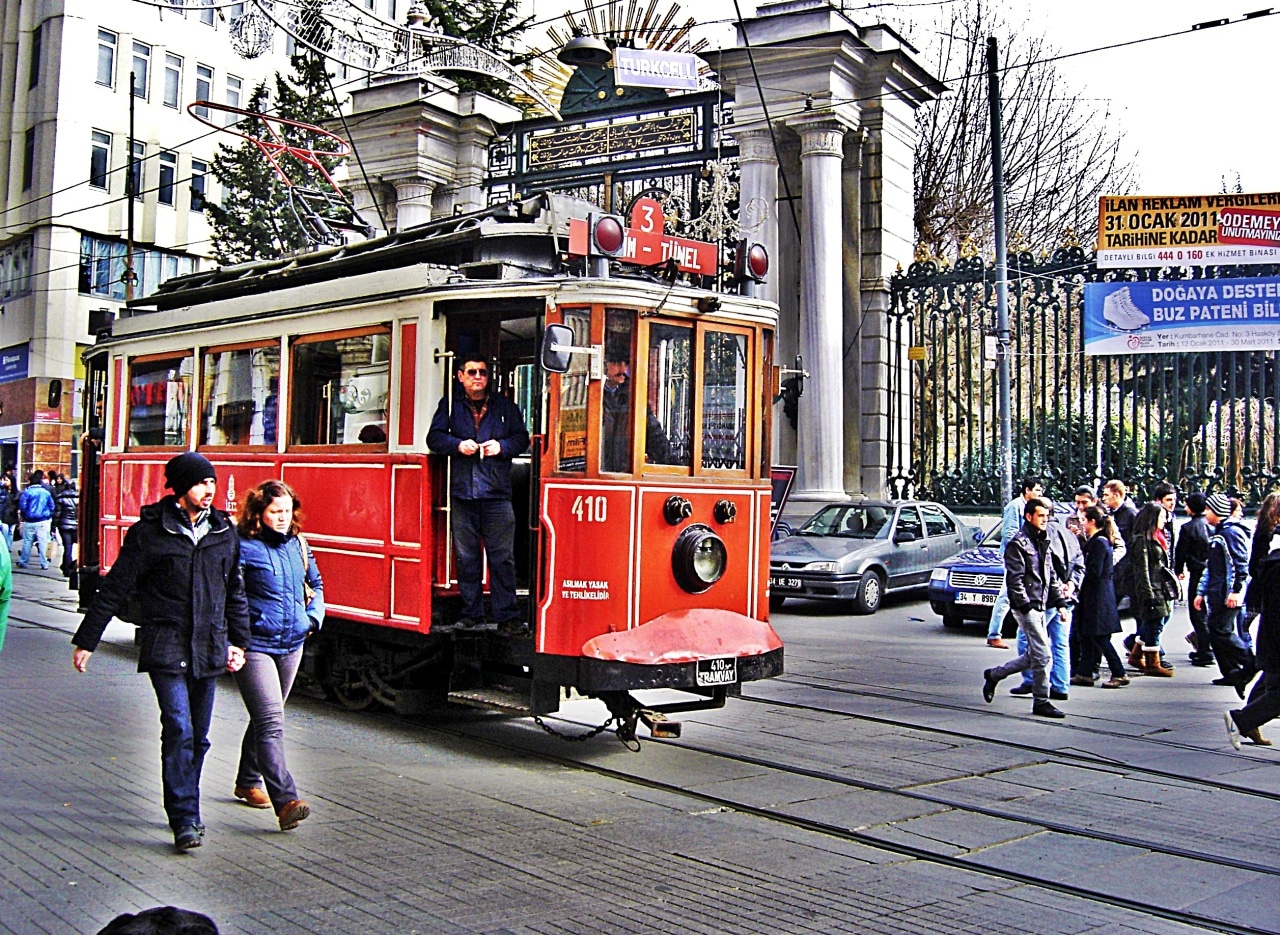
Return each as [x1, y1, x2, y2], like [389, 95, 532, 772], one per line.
[672, 523, 727, 593]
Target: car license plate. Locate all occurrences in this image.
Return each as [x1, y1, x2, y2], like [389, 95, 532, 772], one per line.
[956, 591, 997, 606]
[697, 657, 737, 687]
[770, 576, 802, 590]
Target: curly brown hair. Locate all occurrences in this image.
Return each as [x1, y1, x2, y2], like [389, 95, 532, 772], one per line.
[237, 479, 303, 538]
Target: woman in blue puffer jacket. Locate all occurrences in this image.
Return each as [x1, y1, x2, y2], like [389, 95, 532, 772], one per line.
[232, 479, 324, 832]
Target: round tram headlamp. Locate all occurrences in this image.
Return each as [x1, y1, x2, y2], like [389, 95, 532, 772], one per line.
[672, 523, 727, 593]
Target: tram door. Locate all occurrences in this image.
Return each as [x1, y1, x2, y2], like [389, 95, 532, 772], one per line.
[439, 305, 543, 618]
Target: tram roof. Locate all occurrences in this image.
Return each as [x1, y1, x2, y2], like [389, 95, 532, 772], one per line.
[132, 193, 575, 314]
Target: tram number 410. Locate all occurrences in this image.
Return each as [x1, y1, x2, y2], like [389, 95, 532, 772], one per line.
[571, 495, 608, 523]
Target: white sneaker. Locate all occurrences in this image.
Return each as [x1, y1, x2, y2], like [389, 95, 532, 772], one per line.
[1224, 710, 1241, 751]
[1103, 287, 1150, 332]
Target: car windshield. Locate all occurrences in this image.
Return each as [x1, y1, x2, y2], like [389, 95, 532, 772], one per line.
[981, 524, 1001, 547]
[799, 505, 892, 539]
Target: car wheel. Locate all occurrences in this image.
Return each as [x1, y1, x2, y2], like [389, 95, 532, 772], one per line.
[942, 613, 964, 629]
[769, 594, 787, 612]
[851, 571, 884, 615]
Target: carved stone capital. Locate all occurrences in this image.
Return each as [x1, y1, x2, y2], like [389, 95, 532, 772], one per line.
[797, 122, 846, 159]
[394, 180, 435, 205]
[736, 128, 779, 164]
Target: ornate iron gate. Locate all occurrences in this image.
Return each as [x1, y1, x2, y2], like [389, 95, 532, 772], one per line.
[888, 237, 1280, 509]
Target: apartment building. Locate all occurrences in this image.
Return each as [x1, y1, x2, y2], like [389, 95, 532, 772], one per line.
[0, 0, 292, 477]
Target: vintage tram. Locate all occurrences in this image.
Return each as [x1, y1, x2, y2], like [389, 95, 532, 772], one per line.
[78, 193, 783, 740]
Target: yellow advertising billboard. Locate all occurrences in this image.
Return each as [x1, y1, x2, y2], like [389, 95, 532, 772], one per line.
[1096, 192, 1280, 268]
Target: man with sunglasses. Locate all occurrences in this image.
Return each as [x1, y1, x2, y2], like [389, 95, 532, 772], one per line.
[428, 357, 530, 634]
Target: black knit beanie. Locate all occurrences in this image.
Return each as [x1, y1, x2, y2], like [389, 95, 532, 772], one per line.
[164, 452, 217, 496]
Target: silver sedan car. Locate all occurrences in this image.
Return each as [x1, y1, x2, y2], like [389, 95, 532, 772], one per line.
[769, 500, 977, 614]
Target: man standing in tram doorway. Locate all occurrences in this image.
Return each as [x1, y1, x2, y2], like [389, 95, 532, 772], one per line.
[428, 356, 530, 634]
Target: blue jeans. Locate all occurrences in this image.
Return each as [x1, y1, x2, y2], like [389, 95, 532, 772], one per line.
[19, 519, 51, 568]
[149, 671, 218, 830]
[1, 523, 11, 551]
[1207, 603, 1256, 683]
[1019, 605, 1070, 694]
[987, 584, 1010, 639]
[234, 647, 303, 809]
[1136, 613, 1170, 654]
[452, 497, 518, 622]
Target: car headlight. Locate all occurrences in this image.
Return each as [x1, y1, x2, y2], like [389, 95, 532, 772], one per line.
[930, 567, 948, 582]
[672, 524, 727, 593]
[806, 561, 840, 573]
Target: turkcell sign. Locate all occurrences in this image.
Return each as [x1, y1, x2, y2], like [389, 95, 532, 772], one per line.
[1083, 277, 1280, 355]
[0, 342, 29, 384]
[613, 47, 699, 90]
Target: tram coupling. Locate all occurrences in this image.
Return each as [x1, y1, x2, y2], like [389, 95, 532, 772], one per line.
[598, 687, 729, 742]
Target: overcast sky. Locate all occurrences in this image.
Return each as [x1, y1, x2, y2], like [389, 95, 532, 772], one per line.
[524, 0, 1280, 193]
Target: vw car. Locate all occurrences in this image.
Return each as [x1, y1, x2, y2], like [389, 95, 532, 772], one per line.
[769, 500, 976, 614]
[928, 523, 1003, 628]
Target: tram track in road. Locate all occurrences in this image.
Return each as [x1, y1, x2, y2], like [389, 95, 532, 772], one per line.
[414, 710, 1277, 935]
[744, 676, 1280, 802]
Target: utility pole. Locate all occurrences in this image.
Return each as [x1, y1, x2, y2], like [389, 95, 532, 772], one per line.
[987, 37, 1013, 504]
[124, 71, 138, 303]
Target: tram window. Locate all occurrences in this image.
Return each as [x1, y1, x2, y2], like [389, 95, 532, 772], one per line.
[645, 323, 691, 467]
[600, 309, 635, 473]
[555, 308, 590, 472]
[702, 330, 748, 471]
[127, 355, 193, 447]
[290, 330, 390, 446]
[200, 344, 280, 447]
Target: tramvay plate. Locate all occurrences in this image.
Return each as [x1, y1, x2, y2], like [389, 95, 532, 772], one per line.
[696, 657, 737, 687]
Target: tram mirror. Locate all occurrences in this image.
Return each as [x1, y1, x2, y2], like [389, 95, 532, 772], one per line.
[541, 324, 574, 373]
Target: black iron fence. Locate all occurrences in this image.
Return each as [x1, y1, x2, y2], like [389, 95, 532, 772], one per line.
[887, 236, 1280, 508]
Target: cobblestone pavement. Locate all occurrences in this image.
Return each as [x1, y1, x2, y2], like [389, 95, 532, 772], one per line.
[0, 566, 1268, 934]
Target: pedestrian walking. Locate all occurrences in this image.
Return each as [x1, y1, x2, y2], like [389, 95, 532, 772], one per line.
[0, 532, 11, 652]
[1009, 510, 1082, 701]
[1193, 493, 1257, 699]
[1225, 525, 1280, 749]
[1151, 481, 1179, 561]
[231, 479, 324, 832]
[53, 475, 79, 578]
[985, 477, 1045, 649]
[17, 470, 54, 569]
[0, 473, 17, 551]
[1176, 493, 1214, 666]
[1243, 491, 1280, 653]
[71, 452, 250, 852]
[1129, 502, 1177, 676]
[1102, 479, 1139, 615]
[1073, 506, 1130, 689]
[982, 497, 1065, 718]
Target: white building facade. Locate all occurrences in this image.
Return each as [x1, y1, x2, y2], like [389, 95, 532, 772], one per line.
[0, 0, 292, 477]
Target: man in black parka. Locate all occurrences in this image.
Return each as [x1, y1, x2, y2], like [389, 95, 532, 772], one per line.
[1225, 528, 1280, 748]
[72, 452, 250, 851]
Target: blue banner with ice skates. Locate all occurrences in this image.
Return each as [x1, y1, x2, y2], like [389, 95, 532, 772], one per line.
[1083, 277, 1280, 355]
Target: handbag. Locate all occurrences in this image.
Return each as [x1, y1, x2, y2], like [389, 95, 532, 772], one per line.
[1156, 564, 1181, 601]
[297, 534, 317, 605]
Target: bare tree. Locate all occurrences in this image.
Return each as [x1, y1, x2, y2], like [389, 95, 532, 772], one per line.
[913, 4, 1134, 258]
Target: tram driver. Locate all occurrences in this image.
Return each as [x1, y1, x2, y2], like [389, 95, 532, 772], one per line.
[601, 347, 673, 472]
[427, 356, 530, 635]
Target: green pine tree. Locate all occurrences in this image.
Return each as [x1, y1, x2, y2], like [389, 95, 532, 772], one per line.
[207, 50, 344, 264]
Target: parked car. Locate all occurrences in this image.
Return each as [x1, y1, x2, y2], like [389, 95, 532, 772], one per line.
[928, 523, 1003, 629]
[769, 500, 978, 614]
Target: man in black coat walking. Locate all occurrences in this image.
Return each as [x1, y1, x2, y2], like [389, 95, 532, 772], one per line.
[72, 452, 250, 851]
[1175, 493, 1213, 666]
[1225, 528, 1280, 748]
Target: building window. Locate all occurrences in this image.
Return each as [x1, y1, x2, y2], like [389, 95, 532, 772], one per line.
[129, 140, 145, 199]
[28, 22, 43, 90]
[158, 151, 177, 205]
[128, 355, 193, 448]
[190, 159, 208, 210]
[0, 237, 34, 300]
[290, 329, 391, 446]
[201, 344, 281, 447]
[79, 234, 197, 300]
[198, 0, 215, 26]
[163, 53, 182, 108]
[225, 74, 242, 121]
[131, 42, 150, 99]
[194, 64, 212, 119]
[90, 130, 111, 189]
[166, 0, 186, 16]
[22, 128, 35, 191]
[97, 30, 117, 87]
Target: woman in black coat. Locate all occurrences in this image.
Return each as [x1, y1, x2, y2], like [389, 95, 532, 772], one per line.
[1075, 506, 1129, 689]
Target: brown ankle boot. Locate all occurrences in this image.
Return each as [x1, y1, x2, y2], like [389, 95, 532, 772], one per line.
[1127, 640, 1146, 669]
[1143, 649, 1173, 677]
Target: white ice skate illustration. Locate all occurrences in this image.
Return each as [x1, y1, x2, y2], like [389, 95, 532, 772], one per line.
[1102, 286, 1150, 332]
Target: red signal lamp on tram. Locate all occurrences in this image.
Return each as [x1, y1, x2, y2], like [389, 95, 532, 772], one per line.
[586, 213, 627, 277]
[732, 240, 769, 297]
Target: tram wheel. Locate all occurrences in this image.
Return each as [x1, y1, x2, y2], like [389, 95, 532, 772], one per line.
[321, 636, 377, 711]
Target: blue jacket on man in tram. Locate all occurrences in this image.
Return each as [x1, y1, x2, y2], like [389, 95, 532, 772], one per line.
[426, 388, 531, 500]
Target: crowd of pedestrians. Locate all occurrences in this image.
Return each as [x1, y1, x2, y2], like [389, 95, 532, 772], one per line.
[0, 467, 78, 574]
[982, 475, 1280, 749]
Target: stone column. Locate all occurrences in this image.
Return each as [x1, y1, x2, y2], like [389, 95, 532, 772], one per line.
[841, 129, 864, 495]
[792, 119, 849, 502]
[736, 127, 780, 307]
[394, 180, 435, 231]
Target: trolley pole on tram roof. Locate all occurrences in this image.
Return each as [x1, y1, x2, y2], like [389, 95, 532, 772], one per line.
[124, 71, 137, 303]
[987, 37, 1013, 505]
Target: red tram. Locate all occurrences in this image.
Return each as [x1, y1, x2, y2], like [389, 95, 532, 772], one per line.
[78, 193, 783, 740]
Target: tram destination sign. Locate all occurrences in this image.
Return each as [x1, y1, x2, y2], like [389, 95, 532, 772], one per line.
[527, 112, 696, 170]
[568, 198, 719, 276]
[1083, 275, 1280, 355]
[1096, 192, 1280, 267]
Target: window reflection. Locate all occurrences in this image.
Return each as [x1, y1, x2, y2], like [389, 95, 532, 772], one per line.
[128, 356, 192, 447]
[701, 331, 747, 470]
[600, 309, 634, 473]
[290, 331, 389, 446]
[646, 323, 690, 466]
[556, 309, 590, 472]
[201, 345, 279, 446]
